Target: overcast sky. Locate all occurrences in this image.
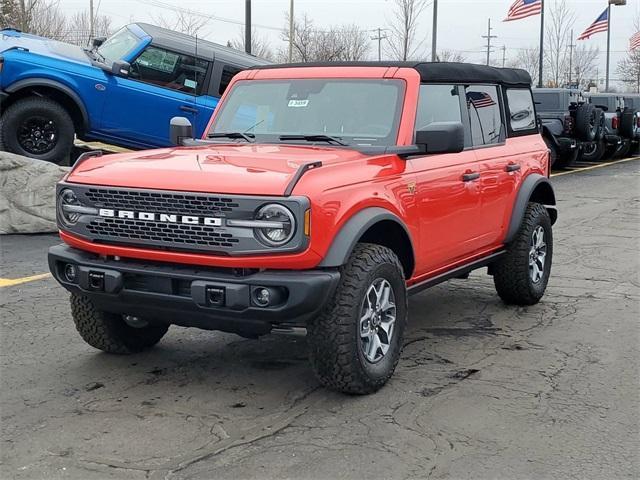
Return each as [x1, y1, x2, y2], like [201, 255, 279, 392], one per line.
[59, 0, 638, 83]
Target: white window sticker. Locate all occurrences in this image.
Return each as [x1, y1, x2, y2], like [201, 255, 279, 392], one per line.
[184, 78, 197, 89]
[288, 99, 309, 108]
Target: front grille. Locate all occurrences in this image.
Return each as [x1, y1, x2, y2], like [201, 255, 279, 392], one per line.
[85, 188, 239, 215]
[86, 218, 240, 248]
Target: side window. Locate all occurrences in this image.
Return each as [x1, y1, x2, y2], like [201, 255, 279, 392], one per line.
[465, 85, 503, 146]
[415, 84, 462, 130]
[219, 65, 243, 95]
[131, 46, 209, 95]
[506, 88, 536, 132]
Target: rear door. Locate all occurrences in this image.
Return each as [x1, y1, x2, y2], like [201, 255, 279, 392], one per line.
[410, 84, 486, 273]
[100, 45, 216, 148]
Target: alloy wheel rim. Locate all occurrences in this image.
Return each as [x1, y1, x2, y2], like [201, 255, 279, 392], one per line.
[17, 116, 58, 154]
[359, 278, 396, 363]
[529, 225, 547, 284]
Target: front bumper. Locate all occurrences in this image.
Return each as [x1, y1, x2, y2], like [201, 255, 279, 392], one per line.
[49, 244, 340, 337]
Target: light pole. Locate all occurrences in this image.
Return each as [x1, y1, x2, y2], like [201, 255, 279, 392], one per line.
[606, 0, 626, 92]
[288, 0, 294, 62]
[245, 0, 251, 54]
[431, 0, 438, 62]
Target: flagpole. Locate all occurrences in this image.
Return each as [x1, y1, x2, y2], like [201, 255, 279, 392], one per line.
[538, 0, 544, 88]
[605, 3, 611, 92]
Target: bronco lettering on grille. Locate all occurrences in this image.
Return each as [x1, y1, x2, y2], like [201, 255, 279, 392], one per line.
[98, 209, 223, 226]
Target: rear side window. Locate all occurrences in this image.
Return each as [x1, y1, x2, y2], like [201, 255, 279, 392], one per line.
[415, 84, 462, 130]
[465, 85, 503, 146]
[506, 88, 536, 132]
[131, 46, 209, 95]
[219, 65, 243, 95]
[534, 92, 561, 111]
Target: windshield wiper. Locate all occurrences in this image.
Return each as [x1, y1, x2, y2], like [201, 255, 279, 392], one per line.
[279, 134, 347, 146]
[207, 132, 255, 143]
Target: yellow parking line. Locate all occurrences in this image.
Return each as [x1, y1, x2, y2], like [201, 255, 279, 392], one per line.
[74, 140, 132, 154]
[551, 156, 639, 177]
[0, 273, 51, 288]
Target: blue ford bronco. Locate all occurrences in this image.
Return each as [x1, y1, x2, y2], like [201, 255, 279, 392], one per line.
[0, 23, 269, 163]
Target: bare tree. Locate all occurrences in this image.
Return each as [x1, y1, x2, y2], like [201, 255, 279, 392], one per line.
[572, 45, 599, 89]
[230, 27, 275, 61]
[545, 0, 575, 87]
[617, 12, 640, 92]
[152, 10, 208, 37]
[508, 47, 539, 85]
[66, 10, 112, 46]
[435, 50, 466, 63]
[385, 0, 428, 61]
[1, 0, 67, 39]
[281, 14, 370, 62]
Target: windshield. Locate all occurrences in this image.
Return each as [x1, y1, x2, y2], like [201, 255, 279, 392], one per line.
[209, 79, 405, 146]
[97, 26, 140, 63]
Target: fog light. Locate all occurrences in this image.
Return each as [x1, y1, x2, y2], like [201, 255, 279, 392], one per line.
[64, 263, 77, 282]
[254, 287, 271, 307]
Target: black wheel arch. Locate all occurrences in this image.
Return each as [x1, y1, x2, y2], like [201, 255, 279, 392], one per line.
[3, 78, 89, 134]
[318, 207, 415, 278]
[505, 174, 557, 244]
[541, 125, 561, 148]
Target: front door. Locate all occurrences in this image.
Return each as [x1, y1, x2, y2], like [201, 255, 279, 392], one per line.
[100, 45, 216, 148]
[411, 84, 485, 274]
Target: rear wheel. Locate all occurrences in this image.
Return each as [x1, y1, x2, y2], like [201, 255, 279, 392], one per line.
[70, 294, 169, 354]
[580, 140, 605, 162]
[493, 203, 553, 306]
[0, 96, 74, 164]
[614, 139, 631, 159]
[575, 103, 597, 142]
[308, 243, 408, 394]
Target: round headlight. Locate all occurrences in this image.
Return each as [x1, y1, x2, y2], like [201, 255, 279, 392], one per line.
[57, 188, 82, 226]
[255, 204, 296, 246]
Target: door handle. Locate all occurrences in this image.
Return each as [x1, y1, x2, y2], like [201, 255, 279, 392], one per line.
[462, 172, 480, 182]
[506, 163, 521, 172]
[180, 105, 199, 114]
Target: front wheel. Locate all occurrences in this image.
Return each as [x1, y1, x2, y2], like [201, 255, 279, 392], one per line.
[580, 140, 605, 162]
[308, 244, 408, 394]
[70, 294, 169, 354]
[493, 203, 553, 306]
[0, 96, 75, 164]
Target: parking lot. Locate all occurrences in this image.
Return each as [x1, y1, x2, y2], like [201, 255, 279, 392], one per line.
[1, 158, 639, 480]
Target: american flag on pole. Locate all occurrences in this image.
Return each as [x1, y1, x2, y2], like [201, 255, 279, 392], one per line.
[631, 32, 640, 51]
[467, 91, 497, 109]
[504, 0, 542, 22]
[578, 8, 609, 41]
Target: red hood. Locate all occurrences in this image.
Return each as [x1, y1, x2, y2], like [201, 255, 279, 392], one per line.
[67, 144, 368, 196]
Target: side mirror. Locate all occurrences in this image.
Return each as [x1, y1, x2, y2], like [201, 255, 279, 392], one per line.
[111, 59, 131, 77]
[170, 116, 193, 146]
[92, 36, 106, 48]
[415, 122, 465, 154]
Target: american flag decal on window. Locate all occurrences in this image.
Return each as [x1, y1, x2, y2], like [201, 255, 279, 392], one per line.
[467, 91, 497, 109]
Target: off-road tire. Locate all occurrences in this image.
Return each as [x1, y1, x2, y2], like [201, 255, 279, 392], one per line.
[575, 103, 597, 142]
[0, 96, 74, 164]
[543, 135, 558, 168]
[614, 139, 631, 159]
[594, 108, 605, 139]
[493, 203, 552, 306]
[580, 139, 605, 162]
[308, 243, 408, 394]
[70, 294, 169, 354]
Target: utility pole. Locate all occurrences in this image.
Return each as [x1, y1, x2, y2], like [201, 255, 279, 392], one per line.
[538, 0, 545, 88]
[605, 4, 611, 91]
[501, 45, 506, 68]
[482, 19, 497, 66]
[568, 30, 575, 87]
[244, 0, 251, 54]
[89, 0, 94, 42]
[371, 28, 387, 61]
[288, 0, 294, 62]
[431, 0, 438, 62]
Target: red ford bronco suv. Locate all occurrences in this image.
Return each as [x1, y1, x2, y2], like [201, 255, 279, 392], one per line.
[48, 62, 557, 394]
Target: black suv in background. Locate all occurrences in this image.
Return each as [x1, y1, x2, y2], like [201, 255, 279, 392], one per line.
[586, 93, 636, 160]
[533, 88, 597, 168]
[622, 95, 640, 155]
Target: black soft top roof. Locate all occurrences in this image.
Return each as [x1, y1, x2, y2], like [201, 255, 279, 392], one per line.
[252, 61, 532, 87]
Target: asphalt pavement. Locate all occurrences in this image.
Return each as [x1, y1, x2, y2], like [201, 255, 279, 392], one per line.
[1, 159, 639, 480]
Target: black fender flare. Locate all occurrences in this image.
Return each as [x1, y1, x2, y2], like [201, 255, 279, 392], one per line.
[540, 125, 560, 148]
[505, 174, 557, 244]
[5, 78, 89, 130]
[318, 207, 414, 269]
